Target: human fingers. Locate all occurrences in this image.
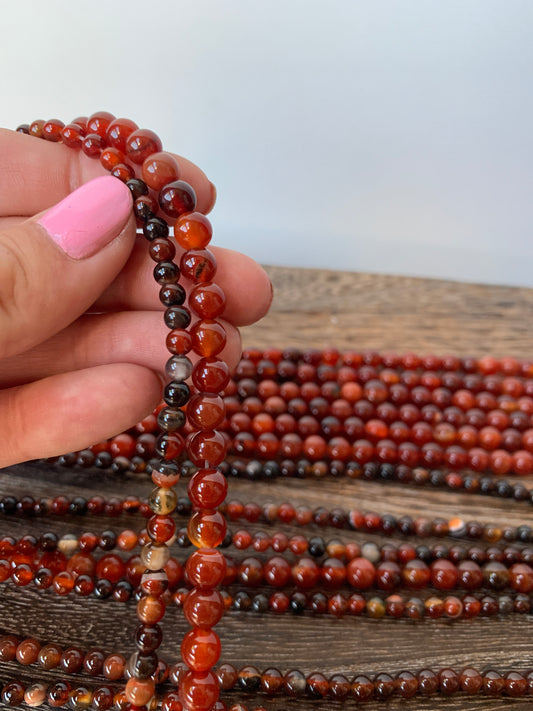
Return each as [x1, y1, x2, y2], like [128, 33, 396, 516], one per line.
[0, 127, 216, 216]
[0, 176, 136, 360]
[0, 364, 162, 467]
[0, 312, 241, 388]
[93, 240, 273, 327]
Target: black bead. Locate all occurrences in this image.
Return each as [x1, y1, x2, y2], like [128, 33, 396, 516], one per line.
[16, 124, 30, 134]
[99, 530, 117, 550]
[0, 496, 17, 515]
[176, 528, 192, 547]
[379, 463, 395, 480]
[134, 197, 155, 221]
[128, 650, 158, 679]
[111, 456, 130, 473]
[126, 178, 149, 200]
[77, 449, 95, 468]
[164, 306, 191, 329]
[479, 476, 495, 494]
[94, 579, 114, 598]
[245, 460, 263, 480]
[290, 592, 307, 614]
[308, 536, 326, 557]
[160, 283, 186, 307]
[381, 514, 397, 535]
[233, 591, 252, 611]
[238, 665, 261, 692]
[69, 496, 88, 515]
[153, 261, 179, 285]
[39, 532, 58, 551]
[263, 460, 280, 478]
[94, 451, 113, 469]
[176, 497, 192, 516]
[251, 593, 269, 613]
[143, 217, 169, 241]
[114, 580, 134, 602]
[362, 462, 379, 480]
[429, 469, 446, 487]
[16, 496, 35, 516]
[164, 381, 190, 407]
[517, 525, 533, 543]
[220, 532, 233, 548]
[495, 480, 513, 498]
[58, 452, 77, 466]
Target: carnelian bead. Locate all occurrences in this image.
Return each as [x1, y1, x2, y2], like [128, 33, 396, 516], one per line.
[126, 128, 162, 164]
[188, 469, 227, 509]
[125, 678, 155, 706]
[87, 111, 115, 138]
[347, 557, 375, 589]
[137, 594, 165, 624]
[191, 320, 227, 357]
[156, 432, 185, 460]
[181, 628, 221, 672]
[188, 430, 227, 467]
[192, 358, 230, 394]
[16, 638, 41, 665]
[188, 509, 227, 548]
[430, 559, 458, 590]
[96, 554, 125, 583]
[183, 589, 225, 628]
[185, 549, 226, 589]
[188, 393, 225, 430]
[142, 152, 180, 191]
[190, 283, 226, 320]
[53, 571, 74, 595]
[111, 163, 135, 182]
[147, 515, 176, 544]
[512, 450, 533, 475]
[159, 180, 197, 217]
[61, 123, 85, 147]
[175, 213, 213, 250]
[181, 249, 218, 283]
[167, 329, 193, 355]
[106, 118, 138, 151]
[179, 670, 219, 711]
[264, 556, 291, 587]
[82, 133, 105, 157]
[103, 653, 126, 680]
[29, 119, 45, 137]
[67, 552, 96, 577]
[42, 119, 65, 141]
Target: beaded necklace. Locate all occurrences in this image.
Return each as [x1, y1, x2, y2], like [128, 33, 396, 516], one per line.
[1, 114, 533, 709]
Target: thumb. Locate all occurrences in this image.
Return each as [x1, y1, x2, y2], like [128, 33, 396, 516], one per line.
[0, 175, 135, 360]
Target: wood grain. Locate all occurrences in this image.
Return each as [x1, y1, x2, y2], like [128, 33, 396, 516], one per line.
[2, 267, 533, 710]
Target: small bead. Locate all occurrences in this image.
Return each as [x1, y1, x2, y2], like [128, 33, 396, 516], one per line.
[191, 320, 227, 357]
[106, 118, 139, 151]
[142, 152, 180, 190]
[181, 249, 218, 283]
[154, 261, 179, 285]
[159, 181, 197, 218]
[149, 487, 178, 515]
[166, 356, 193, 382]
[141, 542, 171, 570]
[42, 118, 65, 141]
[190, 283, 226, 319]
[126, 128, 163, 164]
[157, 407, 186, 432]
[175, 213, 213, 250]
[144, 216, 170, 241]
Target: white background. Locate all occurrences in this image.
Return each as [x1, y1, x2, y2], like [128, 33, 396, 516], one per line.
[2, 0, 532, 286]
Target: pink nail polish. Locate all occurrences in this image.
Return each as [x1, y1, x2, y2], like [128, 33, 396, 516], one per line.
[38, 175, 132, 259]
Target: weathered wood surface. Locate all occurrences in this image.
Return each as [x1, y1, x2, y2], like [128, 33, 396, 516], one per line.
[2, 267, 533, 710]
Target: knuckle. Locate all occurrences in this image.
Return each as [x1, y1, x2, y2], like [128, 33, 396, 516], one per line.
[0, 237, 31, 359]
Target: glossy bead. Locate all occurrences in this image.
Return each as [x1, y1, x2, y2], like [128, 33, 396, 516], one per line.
[175, 213, 213, 250]
[179, 670, 219, 711]
[2, 681, 25, 706]
[142, 152, 180, 190]
[188, 430, 227, 467]
[149, 487, 178, 515]
[190, 283, 226, 319]
[126, 128, 163, 164]
[186, 548, 226, 589]
[192, 358, 230, 393]
[167, 330, 193, 355]
[16, 638, 41, 665]
[188, 469, 228, 508]
[61, 123, 84, 147]
[103, 653, 126, 680]
[181, 249, 218, 283]
[86, 111, 115, 138]
[23, 683, 47, 707]
[188, 509, 227, 548]
[125, 678, 155, 706]
[82, 133, 105, 157]
[137, 594, 165, 624]
[106, 118, 138, 151]
[181, 628, 221, 672]
[159, 180, 197, 218]
[183, 588, 225, 627]
[42, 118, 65, 141]
[166, 355, 193, 382]
[188, 394, 225, 430]
[141, 542, 171, 570]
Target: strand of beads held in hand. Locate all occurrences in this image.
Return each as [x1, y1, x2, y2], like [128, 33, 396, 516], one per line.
[16, 113, 232, 711]
[5, 114, 533, 709]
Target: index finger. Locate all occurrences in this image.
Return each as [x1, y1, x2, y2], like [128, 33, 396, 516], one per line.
[0, 126, 216, 217]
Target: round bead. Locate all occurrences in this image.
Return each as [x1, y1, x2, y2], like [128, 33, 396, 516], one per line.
[188, 469, 228, 509]
[192, 358, 230, 393]
[179, 670, 219, 711]
[181, 628, 221, 672]
[186, 548, 226, 589]
[106, 118, 138, 151]
[175, 213, 213, 250]
[191, 320, 227, 357]
[188, 430, 227, 467]
[190, 283, 226, 319]
[141, 542, 171, 570]
[142, 152, 180, 190]
[137, 594, 165, 624]
[126, 128, 163, 164]
[148, 487, 178, 515]
[188, 394, 226, 430]
[166, 356, 193, 382]
[159, 181, 197, 218]
[125, 678, 155, 707]
[183, 589, 225, 628]
[188, 509, 227, 548]
[181, 249, 218, 283]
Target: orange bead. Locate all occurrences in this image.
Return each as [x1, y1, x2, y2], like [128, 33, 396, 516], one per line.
[188, 469, 228, 509]
[106, 118, 138, 151]
[142, 151, 180, 191]
[187, 393, 225, 430]
[185, 549, 226, 589]
[181, 628, 221, 672]
[179, 670, 220, 711]
[137, 594, 165, 624]
[183, 589, 225, 628]
[175, 213, 213, 250]
[125, 678, 155, 706]
[188, 509, 227, 548]
[100, 146, 126, 171]
[188, 430, 227, 467]
[191, 320, 227, 357]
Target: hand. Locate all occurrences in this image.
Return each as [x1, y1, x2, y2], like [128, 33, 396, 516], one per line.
[0, 128, 272, 467]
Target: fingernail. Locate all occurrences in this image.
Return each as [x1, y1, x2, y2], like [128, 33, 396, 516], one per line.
[38, 176, 132, 259]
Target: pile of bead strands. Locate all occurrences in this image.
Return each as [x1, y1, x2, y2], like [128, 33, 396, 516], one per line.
[0, 114, 532, 710]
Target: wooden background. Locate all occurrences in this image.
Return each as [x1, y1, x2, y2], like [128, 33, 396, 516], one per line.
[3, 266, 533, 710]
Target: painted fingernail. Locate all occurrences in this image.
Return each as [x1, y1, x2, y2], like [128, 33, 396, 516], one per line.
[38, 176, 132, 259]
